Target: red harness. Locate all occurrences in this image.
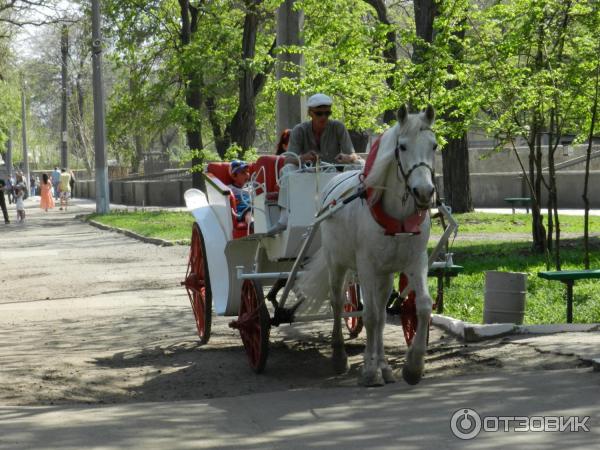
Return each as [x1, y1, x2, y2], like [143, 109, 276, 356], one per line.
[362, 136, 427, 236]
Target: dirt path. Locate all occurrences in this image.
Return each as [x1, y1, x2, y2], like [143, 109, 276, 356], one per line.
[0, 198, 588, 406]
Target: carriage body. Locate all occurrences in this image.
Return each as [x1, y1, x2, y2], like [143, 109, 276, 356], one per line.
[184, 157, 340, 318]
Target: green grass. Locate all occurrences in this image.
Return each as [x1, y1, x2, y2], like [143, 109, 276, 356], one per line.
[432, 212, 600, 235]
[430, 238, 600, 325]
[88, 210, 600, 324]
[87, 210, 196, 243]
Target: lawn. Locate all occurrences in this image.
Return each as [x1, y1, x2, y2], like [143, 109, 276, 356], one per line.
[88, 210, 600, 324]
[87, 210, 196, 242]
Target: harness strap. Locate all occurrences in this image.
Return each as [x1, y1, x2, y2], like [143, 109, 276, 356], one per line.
[362, 136, 426, 236]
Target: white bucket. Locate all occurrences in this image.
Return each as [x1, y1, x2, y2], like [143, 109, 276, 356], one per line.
[483, 271, 527, 324]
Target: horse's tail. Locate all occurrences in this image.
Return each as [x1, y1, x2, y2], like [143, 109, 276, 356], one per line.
[294, 248, 330, 304]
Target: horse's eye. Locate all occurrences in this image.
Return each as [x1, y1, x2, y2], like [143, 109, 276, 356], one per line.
[399, 144, 407, 152]
[433, 143, 438, 151]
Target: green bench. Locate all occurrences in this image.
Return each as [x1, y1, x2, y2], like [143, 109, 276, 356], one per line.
[538, 270, 600, 323]
[429, 264, 464, 314]
[504, 197, 532, 215]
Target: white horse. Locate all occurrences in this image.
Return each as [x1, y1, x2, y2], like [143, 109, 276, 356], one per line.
[296, 105, 438, 386]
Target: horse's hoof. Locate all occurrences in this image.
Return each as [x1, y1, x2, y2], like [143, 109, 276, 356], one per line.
[381, 367, 396, 384]
[360, 370, 385, 387]
[402, 366, 422, 385]
[332, 353, 349, 375]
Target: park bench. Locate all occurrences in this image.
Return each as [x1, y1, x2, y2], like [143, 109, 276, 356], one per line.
[504, 197, 531, 215]
[538, 270, 600, 323]
[429, 264, 464, 314]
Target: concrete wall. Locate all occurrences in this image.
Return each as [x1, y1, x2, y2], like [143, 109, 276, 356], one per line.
[75, 179, 187, 207]
[434, 144, 600, 174]
[75, 170, 599, 209]
[437, 170, 600, 208]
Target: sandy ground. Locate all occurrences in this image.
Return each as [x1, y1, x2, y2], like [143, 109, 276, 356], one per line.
[0, 197, 592, 407]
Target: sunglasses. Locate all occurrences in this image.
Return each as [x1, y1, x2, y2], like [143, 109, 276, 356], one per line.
[312, 110, 332, 117]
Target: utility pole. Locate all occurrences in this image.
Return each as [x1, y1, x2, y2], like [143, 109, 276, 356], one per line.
[91, 0, 109, 214]
[21, 85, 30, 194]
[61, 25, 69, 169]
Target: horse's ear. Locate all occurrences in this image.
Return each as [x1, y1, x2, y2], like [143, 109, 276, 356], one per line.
[424, 104, 435, 125]
[397, 104, 409, 125]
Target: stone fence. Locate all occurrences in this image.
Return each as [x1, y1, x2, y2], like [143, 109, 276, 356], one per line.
[436, 170, 600, 208]
[75, 170, 599, 209]
[75, 179, 192, 207]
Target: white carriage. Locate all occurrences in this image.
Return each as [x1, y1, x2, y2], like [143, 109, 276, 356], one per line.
[182, 154, 458, 373]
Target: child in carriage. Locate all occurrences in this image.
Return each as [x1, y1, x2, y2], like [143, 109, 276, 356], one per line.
[228, 160, 254, 227]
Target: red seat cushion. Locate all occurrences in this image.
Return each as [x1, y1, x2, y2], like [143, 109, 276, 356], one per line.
[207, 162, 234, 186]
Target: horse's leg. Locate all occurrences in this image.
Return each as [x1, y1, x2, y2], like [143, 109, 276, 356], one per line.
[357, 271, 391, 386]
[402, 253, 432, 385]
[329, 263, 348, 374]
[375, 273, 396, 383]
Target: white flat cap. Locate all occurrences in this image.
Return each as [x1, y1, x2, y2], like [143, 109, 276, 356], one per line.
[307, 93, 333, 108]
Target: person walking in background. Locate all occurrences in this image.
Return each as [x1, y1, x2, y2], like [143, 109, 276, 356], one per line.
[30, 174, 37, 197]
[39, 173, 55, 212]
[58, 168, 71, 211]
[275, 129, 291, 155]
[69, 169, 76, 199]
[6, 175, 14, 204]
[51, 167, 61, 200]
[0, 178, 10, 224]
[14, 186, 25, 223]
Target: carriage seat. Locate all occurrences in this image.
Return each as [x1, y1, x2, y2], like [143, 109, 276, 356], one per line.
[205, 157, 285, 239]
[205, 162, 249, 239]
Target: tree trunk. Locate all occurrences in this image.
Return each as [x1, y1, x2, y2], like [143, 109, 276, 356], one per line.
[179, 0, 204, 190]
[441, 22, 472, 213]
[441, 133, 472, 212]
[227, 0, 262, 153]
[412, 0, 437, 65]
[363, 0, 397, 124]
[583, 54, 599, 269]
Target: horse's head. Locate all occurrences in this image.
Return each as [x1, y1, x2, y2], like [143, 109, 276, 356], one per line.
[394, 104, 438, 210]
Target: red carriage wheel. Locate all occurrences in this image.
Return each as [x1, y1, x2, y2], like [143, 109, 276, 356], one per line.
[232, 279, 271, 373]
[344, 282, 364, 338]
[398, 273, 431, 346]
[399, 273, 418, 346]
[182, 223, 212, 344]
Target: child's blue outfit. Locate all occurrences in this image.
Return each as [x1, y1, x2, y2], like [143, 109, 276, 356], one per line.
[229, 184, 251, 222]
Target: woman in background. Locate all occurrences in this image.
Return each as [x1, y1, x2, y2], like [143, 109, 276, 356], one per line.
[39, 173, 55, 212]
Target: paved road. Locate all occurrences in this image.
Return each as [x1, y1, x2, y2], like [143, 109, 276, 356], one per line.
[0, 197, 598, 449]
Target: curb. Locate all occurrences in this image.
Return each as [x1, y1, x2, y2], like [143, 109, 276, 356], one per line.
[432, 314, 600, 342]
[75, 214, 187, 247]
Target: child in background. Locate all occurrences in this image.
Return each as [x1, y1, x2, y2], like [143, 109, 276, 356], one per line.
[228, 160, 253, 226]
[15, 186, 25, 223]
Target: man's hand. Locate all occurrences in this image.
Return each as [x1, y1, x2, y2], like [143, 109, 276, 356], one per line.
[334, 153, 360, 164]
[301, 151, 319, 163]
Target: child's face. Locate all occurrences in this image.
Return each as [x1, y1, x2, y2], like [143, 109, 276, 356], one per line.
[231, 169, 250, 187]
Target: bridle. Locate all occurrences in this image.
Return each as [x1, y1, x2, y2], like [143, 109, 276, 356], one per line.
[393, 134, 436, 206]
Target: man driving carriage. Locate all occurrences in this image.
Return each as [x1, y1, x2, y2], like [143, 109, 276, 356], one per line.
[267, 93, 364, 235]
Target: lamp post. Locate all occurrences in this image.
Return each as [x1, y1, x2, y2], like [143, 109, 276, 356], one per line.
[91, 0, 109, 213]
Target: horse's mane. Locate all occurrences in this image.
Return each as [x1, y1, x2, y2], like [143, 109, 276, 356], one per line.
[364, 113, 426, 205]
